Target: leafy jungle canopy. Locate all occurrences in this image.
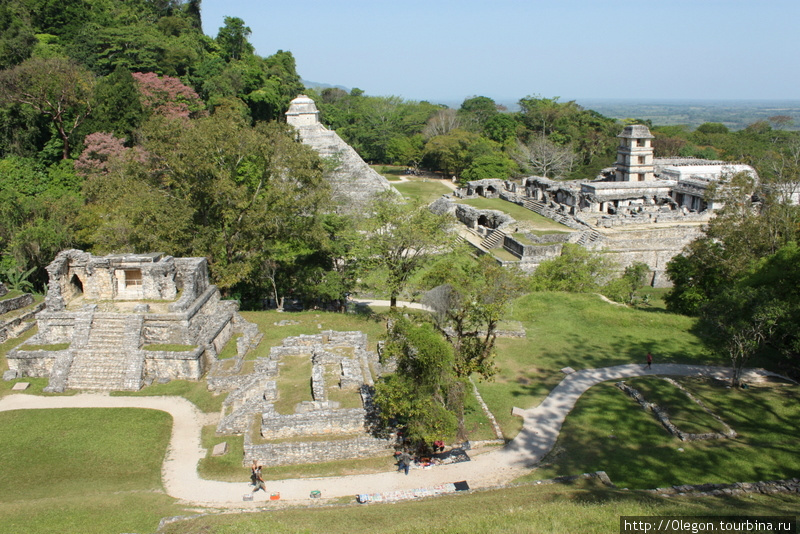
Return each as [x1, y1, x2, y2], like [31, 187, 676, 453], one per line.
[1, 0, 799, 387]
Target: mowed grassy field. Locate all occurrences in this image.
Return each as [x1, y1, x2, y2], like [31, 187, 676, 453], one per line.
[477, 291, 717, 438]
[1, 292, 798, 533]
[0, 408, 186, 534]
[159, 479, 800, 534]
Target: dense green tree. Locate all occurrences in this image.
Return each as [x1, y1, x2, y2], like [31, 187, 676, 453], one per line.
[743, 242, 800, 376]
[216, 16, 254, 62]
[695, 122, 730, 135]
[602, 262, 650, 305]
[82, 111, 329, 294]
[358, 192, 456, 308]
[386, 134, 424, 168]
[529, 243, 614, 292]
[482, 113, 518, 145]
[458, 96, 497, 133]
[373, 318, 458, 447]
[422, 129, 481, 178]
[82, 65, 145, 142]
[0, 156, 83, 287]
[420, 253, 526, 436]
[0, 57, 94, 159]
[0, 102, 51, 158]
[0, 0, 37, 69]
[700, 286, 784, 387]
[517, 95, 618, 179]
[665, 170, 800, 316]
[461, 153, 516, 181]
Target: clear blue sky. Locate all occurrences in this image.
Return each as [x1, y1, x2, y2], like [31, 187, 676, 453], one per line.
[200, 0, 799, 105]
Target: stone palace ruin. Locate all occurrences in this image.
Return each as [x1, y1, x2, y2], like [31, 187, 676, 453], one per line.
[439, 124, 758, 286]
[7, 249, 259, 392]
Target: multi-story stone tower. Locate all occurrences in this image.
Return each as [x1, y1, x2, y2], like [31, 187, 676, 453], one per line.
[614, 124, 655, 182]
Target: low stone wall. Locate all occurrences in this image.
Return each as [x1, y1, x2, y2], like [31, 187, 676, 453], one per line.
[503, 235, 563, 261]
[454, 204, 514, 230]
[646, 478, 800, 497]
[616, 380, 736, 441]
[588, 211, 711, 228]
[143, 347, 205, 381]
[34, 312, 78, 345]
[0, 293, 34, 315]
[0, 301, 44, 343]
[261, 406, 366, 439]
[6, 348, 63, 376]
[244, 434, 393, 467]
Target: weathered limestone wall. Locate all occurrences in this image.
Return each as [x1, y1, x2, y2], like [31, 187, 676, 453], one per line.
[0, 293, 33, 315]
[35, 312, 78, 345]
[286, 94, 396, 211]
[293, 123, 396, 210]
[6, 349, 63, 376]
[214, 329, 390, 468]
[143, 347, 206, 381]
[0, 300, 44, 344]
[504, 237, 563, 262]
[45, 250, 183, 309]
[261, 406, 367, 439]
[454, 204, 514, 230]
[10, 250, 255, 391]
[245, 434, 392, 468]
[588, 226, 705, 287]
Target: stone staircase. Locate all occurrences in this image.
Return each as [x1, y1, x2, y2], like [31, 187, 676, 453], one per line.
[66, 313, 144, 391]
[576, 229, 603, 246]
[523, 199, 578, 228]
[479, 228, 506, 249]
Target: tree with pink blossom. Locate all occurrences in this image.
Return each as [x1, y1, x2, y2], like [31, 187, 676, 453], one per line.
[132, 72, 206, 119]
[75, 132, 144, 176]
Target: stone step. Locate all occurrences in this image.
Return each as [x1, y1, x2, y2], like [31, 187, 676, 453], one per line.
[479, 229, 505, 249]
[66, 349, 140, 390]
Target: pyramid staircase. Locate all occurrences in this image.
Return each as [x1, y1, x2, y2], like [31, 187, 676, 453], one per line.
[66, 313, 145, 391]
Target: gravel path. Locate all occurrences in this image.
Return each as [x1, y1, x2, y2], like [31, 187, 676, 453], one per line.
[0, 364, 784, 507]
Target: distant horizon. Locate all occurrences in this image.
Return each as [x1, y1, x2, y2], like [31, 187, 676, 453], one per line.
[201, 0, 799, 103]
[301, 81, 800, 110]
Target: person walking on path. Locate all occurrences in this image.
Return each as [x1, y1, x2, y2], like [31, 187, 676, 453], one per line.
[646, 352, 653, 369]
[397, 451, 412, 475]
[251, 461, 266, 493]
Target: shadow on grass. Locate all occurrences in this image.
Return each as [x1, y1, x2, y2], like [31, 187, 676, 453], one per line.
[531, 378, 800, 490]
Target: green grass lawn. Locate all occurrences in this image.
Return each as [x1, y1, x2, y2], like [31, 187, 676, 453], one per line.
[370, 164, 453, 204]
[371, 164, 407, 181]
[0, 408, 186, 534]
[491, 247, 520, 262]
[477, 291, 717, 438]
[2, 291, 798, 532]
[159, 478, 800, 534]
[112, 378, 226, 413]
[529, 377, 800, 490]
[459, 197, 572, 232]
[624, 377, 729, 435]
[273, 352, 313, 414]
[241, 309, 389, 357]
